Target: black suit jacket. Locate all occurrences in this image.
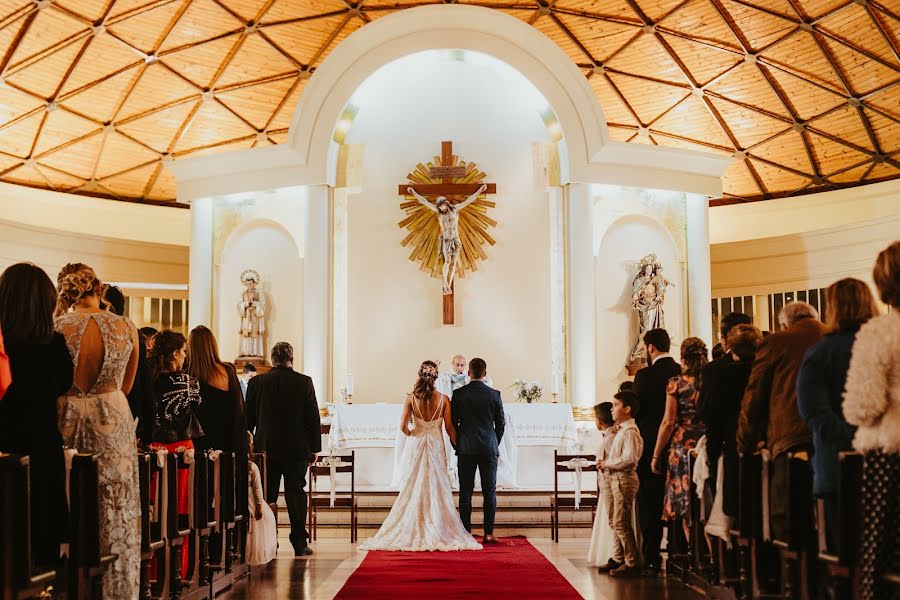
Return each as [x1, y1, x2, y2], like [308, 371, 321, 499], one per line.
[127, 335, 155, 444]
[451, 380, 505, 457]
[633, 355, 681, 471]
[245, 366, 321, 461]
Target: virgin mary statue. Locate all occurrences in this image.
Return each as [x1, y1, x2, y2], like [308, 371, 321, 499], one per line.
[628, 254, 672, 363]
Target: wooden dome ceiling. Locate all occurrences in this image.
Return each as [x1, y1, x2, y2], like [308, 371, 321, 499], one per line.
[0, 0, 898, 205]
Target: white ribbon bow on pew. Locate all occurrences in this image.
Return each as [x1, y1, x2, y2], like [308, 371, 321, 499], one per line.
[316, 455, 351, 508]
[556, 458, 594, 509]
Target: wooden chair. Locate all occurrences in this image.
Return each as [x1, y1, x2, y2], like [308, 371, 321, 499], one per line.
[731, 452, 764, 600]
[549, 450, 598, 542]
[252, 453, 277, 520]
[308, 452, 358, 543]
[816, 452, 862, 600]
[68, 453, 117, 600]
[138, 451, 166, 600]
[0, 453, 58, 600]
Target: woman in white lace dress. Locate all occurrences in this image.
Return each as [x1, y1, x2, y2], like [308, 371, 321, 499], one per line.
[55, 263, 141, 599]
[360, 361, 481, 552]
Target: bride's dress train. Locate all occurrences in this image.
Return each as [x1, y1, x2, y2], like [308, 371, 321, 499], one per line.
[359, 400, 481, 551]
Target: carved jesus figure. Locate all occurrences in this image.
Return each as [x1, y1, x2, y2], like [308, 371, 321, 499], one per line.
[408, 183, 487, 294]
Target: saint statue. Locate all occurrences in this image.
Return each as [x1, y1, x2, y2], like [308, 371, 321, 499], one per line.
[408, 183, 488, 295]
[238, 269, 266, 358]
[628, 254, 673, 363]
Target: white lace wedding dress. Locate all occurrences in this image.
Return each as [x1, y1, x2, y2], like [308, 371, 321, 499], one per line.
[359, 398, 482, 552]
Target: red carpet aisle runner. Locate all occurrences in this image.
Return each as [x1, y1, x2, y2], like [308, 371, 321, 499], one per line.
[334, 537, 583, 600]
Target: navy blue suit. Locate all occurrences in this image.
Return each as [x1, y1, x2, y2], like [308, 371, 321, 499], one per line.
[451, 380, 505, 534]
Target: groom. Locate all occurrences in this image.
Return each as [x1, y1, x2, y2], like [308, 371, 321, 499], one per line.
[451, 357, 506, 543]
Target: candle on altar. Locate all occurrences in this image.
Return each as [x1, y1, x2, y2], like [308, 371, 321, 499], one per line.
[347, 373, 354, 395]
[551, 373, 560, 394]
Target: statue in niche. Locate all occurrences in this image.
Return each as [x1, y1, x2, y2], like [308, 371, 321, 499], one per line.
[628, 254, 673, 365]
[238, 269, 266, 358]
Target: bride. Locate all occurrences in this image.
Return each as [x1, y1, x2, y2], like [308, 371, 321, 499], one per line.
[359, 361, 482, 551]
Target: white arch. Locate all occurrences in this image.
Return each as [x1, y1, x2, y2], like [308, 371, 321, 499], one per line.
[171, 5, 730, 201]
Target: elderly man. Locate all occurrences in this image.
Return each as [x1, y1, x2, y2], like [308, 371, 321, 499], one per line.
[737, 301, 825, 539]
[436, 354, 493, 397]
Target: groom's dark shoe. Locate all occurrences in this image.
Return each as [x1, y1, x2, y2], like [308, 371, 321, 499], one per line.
[483, 534, 497, 544]
[597, 560, 621, 573]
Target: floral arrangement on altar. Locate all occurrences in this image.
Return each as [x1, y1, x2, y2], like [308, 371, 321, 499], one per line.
[511, 379, 544, 403]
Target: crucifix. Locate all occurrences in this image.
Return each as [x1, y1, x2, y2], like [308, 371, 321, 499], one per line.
[397, 141, 497, 324]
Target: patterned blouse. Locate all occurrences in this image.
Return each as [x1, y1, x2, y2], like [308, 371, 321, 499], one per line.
[153, 371, 203, 443]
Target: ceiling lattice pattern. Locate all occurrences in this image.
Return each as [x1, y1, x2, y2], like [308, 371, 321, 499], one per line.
[0, 0, 898, 205]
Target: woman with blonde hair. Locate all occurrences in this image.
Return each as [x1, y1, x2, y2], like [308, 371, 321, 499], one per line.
[843, 241, 900, 600]
[651, 337, 708, 543]
[797, 277, 878, 550]
[54, 262, 140, 598]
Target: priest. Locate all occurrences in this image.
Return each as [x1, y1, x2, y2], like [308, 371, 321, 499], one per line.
[436, 354, 493, 397]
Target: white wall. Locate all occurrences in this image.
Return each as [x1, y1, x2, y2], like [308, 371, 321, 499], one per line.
[343, 52, 554, 402]
[216, 221, 302, 363]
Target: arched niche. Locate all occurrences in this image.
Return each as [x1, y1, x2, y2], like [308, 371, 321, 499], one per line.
[216, 219, 303, 363]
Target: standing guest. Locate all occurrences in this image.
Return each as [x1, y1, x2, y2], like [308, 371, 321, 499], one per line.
[703, 324, 761, 517]
[589, 402, 619, 570]
[632, 327, 680, 573]
[599, 391, 644, 577]
[239, 363, 257, 398]
[187, 325, 248, 526]
[149, 330, 201, 577]
[105, 285, 154, 445]
[737, 301, 825, 540]
[246, 342, 321, 556]
[698, 313, 752, 493]
[140, 326, 158, 354]
[651, 337, 708, 544]
[54, 263, 140, 598]
[843, 241, 900, 600]
[0, 263, 74, 567]
[797, 278, 878, 550]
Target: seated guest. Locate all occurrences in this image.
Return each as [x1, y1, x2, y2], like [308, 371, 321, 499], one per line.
[105, 285, 154, 445]
[598, 391, 644, 577]
[0, 263, 74, 567]
[704, 324, 760, 517]
[698, 312, 752, 498]
[589, 401, 618, 570]
[843, 241, 900, 600]
[150, 330, 201, 576]
[797, 278, 878, 550]
[737, 301, 825, 540]
[651, 337, 708, 544]
[633, 328, 680, 572]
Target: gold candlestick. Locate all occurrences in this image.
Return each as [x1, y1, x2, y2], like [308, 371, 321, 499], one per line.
[346, 394, 352, 405]
[552, 392, 558, 403]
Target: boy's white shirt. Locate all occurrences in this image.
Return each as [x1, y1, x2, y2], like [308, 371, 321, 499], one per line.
[604, 418, 643, 471]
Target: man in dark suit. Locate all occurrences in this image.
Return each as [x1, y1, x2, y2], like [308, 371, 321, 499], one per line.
[246, 342, 321, 555]
[451, 357, 505, 543]
[632, 327, 681, 572]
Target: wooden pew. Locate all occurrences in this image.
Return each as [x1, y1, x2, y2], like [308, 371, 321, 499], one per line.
[68, 453, 117, 600]
[770, 452, 812, 600]
[139, 451, 167, 600]
[816, 452, 862, 600]
[0, 453, 57, 600]
[209, 452, 237, 597]
[731, 452, 768, 600]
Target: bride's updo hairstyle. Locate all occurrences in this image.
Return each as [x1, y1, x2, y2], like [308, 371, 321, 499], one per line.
[55, 262, 107, 317]
[413, 360, 439, 402]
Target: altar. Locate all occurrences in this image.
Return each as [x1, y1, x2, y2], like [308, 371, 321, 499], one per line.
[326, 402, 592, 491]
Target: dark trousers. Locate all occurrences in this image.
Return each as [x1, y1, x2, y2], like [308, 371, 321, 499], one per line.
[458, 454, 498, 535]
[266, 457, 309, 548]
[637, 464, 666, 567]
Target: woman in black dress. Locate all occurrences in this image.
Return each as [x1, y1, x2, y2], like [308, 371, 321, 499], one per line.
[0, 263, 74, 566]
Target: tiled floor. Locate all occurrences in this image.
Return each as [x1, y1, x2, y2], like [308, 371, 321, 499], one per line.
[226, 531, 702, 599]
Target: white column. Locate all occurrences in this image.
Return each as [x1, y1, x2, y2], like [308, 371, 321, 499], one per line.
[686, 194, 713, 348]
[548, 187, 566, 404]
[302, 185, 331, 404]
[565, 183, 596, 410]
[188, 195, 214, 329]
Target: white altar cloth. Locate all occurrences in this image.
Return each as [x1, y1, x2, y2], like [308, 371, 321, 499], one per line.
[327, 402, 586, 490]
